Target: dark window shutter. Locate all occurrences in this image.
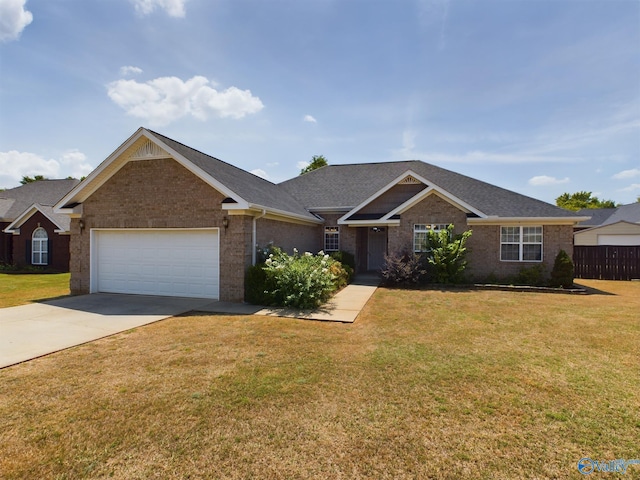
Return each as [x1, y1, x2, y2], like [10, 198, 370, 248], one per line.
[48, 239, 52, 265]
[26, 240, 31, 265]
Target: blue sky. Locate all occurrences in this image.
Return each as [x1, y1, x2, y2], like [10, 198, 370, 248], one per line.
[1, 0, 639, 205]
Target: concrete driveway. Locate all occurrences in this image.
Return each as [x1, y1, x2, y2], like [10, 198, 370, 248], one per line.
[0, 294, 215, 369]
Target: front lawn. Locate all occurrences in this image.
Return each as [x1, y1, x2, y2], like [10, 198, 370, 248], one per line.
[0, 273, 70, 308]
[1, 280, 638, 479]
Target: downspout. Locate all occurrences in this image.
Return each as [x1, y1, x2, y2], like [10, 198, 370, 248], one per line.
[252, 209, 267, 265]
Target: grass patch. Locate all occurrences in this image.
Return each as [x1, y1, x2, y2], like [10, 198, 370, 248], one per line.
[0, 279, 638, 478]
[0, 273, 70, 307]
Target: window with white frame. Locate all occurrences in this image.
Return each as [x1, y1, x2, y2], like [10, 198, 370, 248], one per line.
[324, 226, 340, 251]
[500, 226, 542, 261]
[32, 227, 49, 265]
[414, 224, 450, 252]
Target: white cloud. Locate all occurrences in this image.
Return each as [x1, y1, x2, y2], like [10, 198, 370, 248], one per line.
[120, 65, 143, 76]
[250, 168, 269, 180]
[296, 161, 309, 171]
[0, 0, 33, 43]
[303, 115, 317, 123]
[107, 75, 264, 126]
[612, 168, 640, 180]
[618, 183, 640, 192]
[129, 0, 188, 18]
[528, 175, 570, 187]
[0, 149, 93, 189]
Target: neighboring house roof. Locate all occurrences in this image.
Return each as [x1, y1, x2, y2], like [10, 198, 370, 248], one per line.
[56, 128, 321, 224]
[3, 204, 71, 234]
[0, 179, 80, 223]
[576, 203, 640, 228]
[280, 161, 584, 221]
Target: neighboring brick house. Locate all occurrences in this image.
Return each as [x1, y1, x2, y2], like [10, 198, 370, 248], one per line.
[1, 179, 79, 272]
[55, 128, 587, 302]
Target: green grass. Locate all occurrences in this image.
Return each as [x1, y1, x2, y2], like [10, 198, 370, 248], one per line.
[0, 273, 70, 307]
[0, 279, 638, 479]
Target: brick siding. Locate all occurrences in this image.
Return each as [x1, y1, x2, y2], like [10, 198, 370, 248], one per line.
[70, 158, 252, 301]
[11, 211, 70, 272]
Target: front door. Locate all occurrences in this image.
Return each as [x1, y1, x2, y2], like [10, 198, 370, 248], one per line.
[367, 227, 387, 271]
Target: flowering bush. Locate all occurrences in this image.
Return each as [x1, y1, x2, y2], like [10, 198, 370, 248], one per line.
[247, 247, 349, 309]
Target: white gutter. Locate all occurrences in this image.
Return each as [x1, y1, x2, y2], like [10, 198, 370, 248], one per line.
[252, 209, 267, 265]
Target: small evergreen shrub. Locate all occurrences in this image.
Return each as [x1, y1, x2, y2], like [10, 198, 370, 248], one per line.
[550, 249, 574, 288]
[380, 251, 428, 286]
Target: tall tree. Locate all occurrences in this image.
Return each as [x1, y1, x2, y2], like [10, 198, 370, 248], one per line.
[300, 155, 328, 175]
[555, 191, 617, 211]
[20, 175, 47, 184]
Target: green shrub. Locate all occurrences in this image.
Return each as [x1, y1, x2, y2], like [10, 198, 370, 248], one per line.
[245, 263, 272, 305]
[251, 247, 345, 309]
[422, 225, 472, 284]
[550, 249, 574, 288]
[380, 251, 428, 286]
[511, 264, 547, 286]
[329, 250, 356, 270]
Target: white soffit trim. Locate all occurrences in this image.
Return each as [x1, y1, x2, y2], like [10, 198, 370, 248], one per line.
[4, 204, 67, 234]
[468, 216, 591, 226]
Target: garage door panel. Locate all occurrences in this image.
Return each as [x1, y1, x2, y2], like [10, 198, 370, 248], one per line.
[94, 230, 219, 299]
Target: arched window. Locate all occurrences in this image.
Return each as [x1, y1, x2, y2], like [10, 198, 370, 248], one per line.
[32, 227, 48, 265]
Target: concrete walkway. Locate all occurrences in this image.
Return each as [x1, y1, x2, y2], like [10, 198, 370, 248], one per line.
[199, 275, 379, 323]
[0, 276, 379, 369]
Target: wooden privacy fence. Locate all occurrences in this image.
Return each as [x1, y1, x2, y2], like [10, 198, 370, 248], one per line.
[573, 246, 640, 280]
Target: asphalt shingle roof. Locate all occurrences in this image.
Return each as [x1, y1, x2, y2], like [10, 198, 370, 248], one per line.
[147, 130, 319, 221]
[577, 203, 640, 227]
[280, 161, 580, 218]
[0, 179, 80, 222]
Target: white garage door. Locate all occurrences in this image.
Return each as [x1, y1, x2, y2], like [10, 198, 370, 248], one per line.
[93, 229, 219, 299]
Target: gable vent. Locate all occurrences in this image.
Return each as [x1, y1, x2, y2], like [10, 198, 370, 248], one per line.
[399, 175, 422, 185]
[130, 140, 168, 160]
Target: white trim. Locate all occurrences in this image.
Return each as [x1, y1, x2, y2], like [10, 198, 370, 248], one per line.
[3, 204, 68, 234]
[337, 169, 487, 225]
[90, 227, 220, 298]
[382, 186, 486, 220]
[500, 225, 543, 262]
[468, 216, 589, 226]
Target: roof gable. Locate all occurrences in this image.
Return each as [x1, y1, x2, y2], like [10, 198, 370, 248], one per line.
[338, 170, 487, 225]
[0, 179, 79, 221]
[55, 128, 320, 223]
[3, 204, 70, 234]
[281, 160, 583, 221]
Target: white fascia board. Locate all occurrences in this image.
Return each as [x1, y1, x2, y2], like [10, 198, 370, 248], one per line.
[248, 204, 323, 224]
[4, 204, 67, 234]
[147, 132, 247, 203]
[338, 219, 400, 227]
[54, 128, 251, 214]
[54, 127, 149, 213]
[468, 216, 591, 226]
[382, 183, 486, 221]
[222, 203, 321, 224]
